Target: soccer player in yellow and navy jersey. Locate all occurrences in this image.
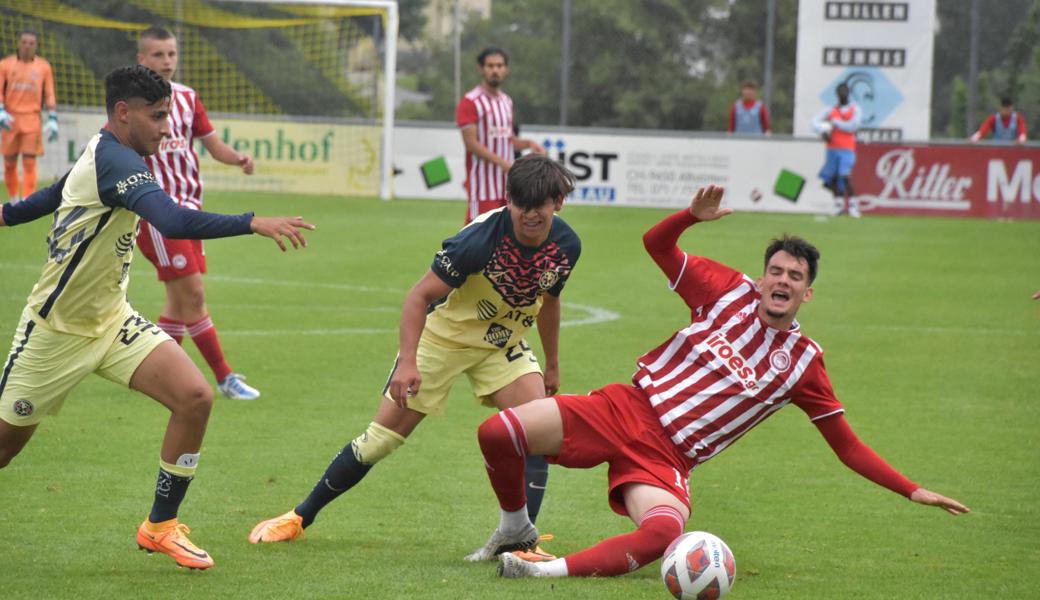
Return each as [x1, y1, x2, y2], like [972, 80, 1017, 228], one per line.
[250, 155, 580, 562]
[0, 65, 313, 570]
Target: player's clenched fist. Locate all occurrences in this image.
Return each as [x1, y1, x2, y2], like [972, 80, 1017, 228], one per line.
[249, 216, 315, 251]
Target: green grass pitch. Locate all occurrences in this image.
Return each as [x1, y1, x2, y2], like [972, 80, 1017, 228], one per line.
[1, 193, 1038, 599]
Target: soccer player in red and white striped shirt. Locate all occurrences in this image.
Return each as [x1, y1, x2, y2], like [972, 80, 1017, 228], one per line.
[474, 185, 969, 579]
[133, 27, 260, 400]
[456, 47, 545, 224]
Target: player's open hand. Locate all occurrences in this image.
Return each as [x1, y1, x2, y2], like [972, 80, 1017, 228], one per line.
[388, 361, 422, 408]
[238, 153, 255, 175]
[250, 216, 315, 251]
[1032, 289, 1040, 300]
[689, 185, 732, 222]
[910, 487, 970, 515]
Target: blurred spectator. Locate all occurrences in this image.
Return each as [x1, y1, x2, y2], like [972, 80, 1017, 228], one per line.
[971, 97, 1027, 144]
[728, 80, 770, 135]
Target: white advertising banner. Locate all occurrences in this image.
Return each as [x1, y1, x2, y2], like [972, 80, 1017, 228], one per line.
[793, 0, 936, 142]
[32, 114, 839, 215]
[394, 125, 838, 214]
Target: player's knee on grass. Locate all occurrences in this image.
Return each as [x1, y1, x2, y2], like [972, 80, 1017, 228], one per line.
[352, 422, 405, 465]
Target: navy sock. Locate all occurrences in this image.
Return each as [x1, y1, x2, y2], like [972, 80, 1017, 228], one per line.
[295, 442, 371, 528]
[149, 468, 193, 523]
[524, 454, 550, 525]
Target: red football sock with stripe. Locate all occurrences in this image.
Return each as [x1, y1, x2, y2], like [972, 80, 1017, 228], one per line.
[157, 316, 186, 345]
[564, 505, 685, 577]
[187, 315, 232, 382]
[477, 409, 530, 512]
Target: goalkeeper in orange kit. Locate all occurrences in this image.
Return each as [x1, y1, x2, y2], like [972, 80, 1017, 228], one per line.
[0, 29, 58, 202]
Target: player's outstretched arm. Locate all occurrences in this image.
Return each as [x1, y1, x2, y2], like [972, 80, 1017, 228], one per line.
[814, 414, 970, 515]
[249, 216, 314, 251]
[132, 190, 313, 248]
[909, 488, 971, 515]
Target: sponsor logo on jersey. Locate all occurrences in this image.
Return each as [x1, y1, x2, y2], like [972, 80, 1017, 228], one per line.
[704, 333, 759, 390]
[769, 349, 791, 373]
[12, 399, 33, 417]
[115, 171, 157, 196]
[158, 137, 190, 153]
[435, 250, 462, 279]
[483, 323, 513, 348]
[115, 231, 135, 257]
[476, 299, 498, 321]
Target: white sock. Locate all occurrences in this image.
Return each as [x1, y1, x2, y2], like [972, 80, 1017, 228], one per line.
[535, 557, 569, 577]
[499, 506, 531, 535]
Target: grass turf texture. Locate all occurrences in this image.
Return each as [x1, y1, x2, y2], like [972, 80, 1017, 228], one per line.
[1, 193, 1037, 599]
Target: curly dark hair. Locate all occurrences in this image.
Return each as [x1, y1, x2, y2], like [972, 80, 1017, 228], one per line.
[104, 65, 171, 116]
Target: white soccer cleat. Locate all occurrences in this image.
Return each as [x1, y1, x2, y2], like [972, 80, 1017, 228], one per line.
[497, 552, 541, 578]
[464, 523, 539, 562]
[218, 373, 260, 400]
[848, 201, 862, 219]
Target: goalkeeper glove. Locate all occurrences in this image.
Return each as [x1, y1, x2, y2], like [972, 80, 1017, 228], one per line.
[0, 106, 12, 131]
[43, 113, 59, 142]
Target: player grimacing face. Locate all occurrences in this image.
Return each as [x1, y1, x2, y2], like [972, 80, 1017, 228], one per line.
[507, 196, 563, 248]
[756, 251, 813, 325]
[120, 97, 172, 156]
[138, 38, 179, 82]
[480, 54, 509, 89]
[17, 34, 37, 61]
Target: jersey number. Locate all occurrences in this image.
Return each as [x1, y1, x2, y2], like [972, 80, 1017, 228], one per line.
[505, 340, 538, 363]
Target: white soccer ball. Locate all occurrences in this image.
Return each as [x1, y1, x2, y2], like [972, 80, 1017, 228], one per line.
[660, 531, 736, 600]
[817, 121, 834, 135]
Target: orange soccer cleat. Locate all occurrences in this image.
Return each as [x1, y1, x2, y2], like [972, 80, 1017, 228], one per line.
[248, 510, 305, 544]
[136, 519, 214, 570]
[511, 534, 557, 562]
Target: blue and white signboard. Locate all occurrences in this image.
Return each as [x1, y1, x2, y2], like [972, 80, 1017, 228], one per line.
[793, 0, 936, 142]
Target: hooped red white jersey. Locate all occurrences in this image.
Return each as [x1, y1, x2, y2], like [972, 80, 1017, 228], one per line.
[143, 81, 215, 210]
[634, 257, 844, 467]
[456, 85, 514, 203]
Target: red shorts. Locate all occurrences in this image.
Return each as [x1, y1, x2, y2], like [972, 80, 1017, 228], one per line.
[136, 221, 206, 281]
[549, 383, 694, 517]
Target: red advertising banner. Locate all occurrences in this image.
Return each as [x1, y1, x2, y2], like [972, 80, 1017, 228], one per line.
[851, 143, 1040, 219]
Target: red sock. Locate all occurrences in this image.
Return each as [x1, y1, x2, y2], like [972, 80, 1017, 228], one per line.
[477, 409, 529, 512]
[187, 315, 232, 382]
[157, 315, 186, 345]
[564, 505, 685, 577]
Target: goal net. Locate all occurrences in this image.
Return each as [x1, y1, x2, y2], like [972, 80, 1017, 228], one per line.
[0, 0, 397, 198]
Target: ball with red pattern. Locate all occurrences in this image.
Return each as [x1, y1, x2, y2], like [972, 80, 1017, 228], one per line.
[660, 531, 736, 600]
